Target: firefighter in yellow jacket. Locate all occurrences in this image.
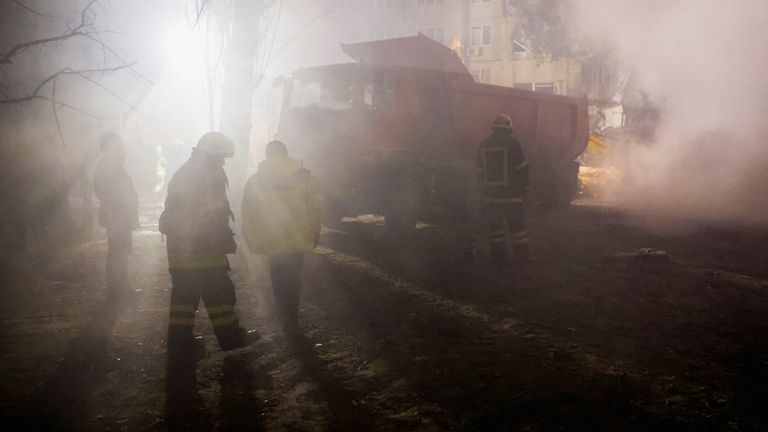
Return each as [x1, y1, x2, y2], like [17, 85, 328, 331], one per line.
[476, 114, 530, 264]
[159, 132, 255, 358]
[242, 140, 322, 336]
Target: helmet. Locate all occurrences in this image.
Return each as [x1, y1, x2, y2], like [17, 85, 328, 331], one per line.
[491, 114, 513, 131]
[195, 132, 235, 158]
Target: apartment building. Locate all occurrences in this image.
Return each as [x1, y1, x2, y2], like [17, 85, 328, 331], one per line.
[337, 0, 586, 97]
[339, 0, 466, 51]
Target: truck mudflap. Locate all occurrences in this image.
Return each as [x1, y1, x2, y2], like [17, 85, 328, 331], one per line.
[529, 159, 580, 209]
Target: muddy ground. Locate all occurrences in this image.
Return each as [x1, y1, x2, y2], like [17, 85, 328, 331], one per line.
[1, 199, 768, 431]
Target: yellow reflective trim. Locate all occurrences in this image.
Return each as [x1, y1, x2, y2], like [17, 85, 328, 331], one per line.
[169, 317, 195, 326]
[210, 315, 238, 327]
[511, 230, 528, 238]
[515, 161, 528, 170]
[483, 197, 523, 204]
[169, 305, 197, 313]
[206, 304, 234, 314]
[481, 147, 509, 186]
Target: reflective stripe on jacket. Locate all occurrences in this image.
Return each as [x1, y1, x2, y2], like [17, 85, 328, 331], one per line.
[475, 133, 529, 202]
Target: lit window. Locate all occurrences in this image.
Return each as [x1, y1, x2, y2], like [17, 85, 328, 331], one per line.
[471, 25, 492, 46]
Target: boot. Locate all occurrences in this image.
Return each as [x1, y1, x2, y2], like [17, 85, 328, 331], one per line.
[220, 327, 260, 351]
[243, 328, 261, 346]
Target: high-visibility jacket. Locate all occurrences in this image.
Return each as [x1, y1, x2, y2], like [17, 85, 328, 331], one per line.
[93, 160, 139, 233]
[242, 156, 321, 256]
[475, 132, 529, 204]
[159, 155, 236, 269]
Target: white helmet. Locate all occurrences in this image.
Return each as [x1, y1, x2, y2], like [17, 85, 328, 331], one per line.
[195, 131, 235, 158]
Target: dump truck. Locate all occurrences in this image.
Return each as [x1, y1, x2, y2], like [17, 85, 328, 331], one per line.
[275, 35, 589, 227]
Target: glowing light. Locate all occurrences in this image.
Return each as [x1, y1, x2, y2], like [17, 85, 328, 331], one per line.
[163, 24, 205, 81]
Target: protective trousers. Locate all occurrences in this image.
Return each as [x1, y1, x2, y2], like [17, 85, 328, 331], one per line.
[268, 253, 304, 329]
[167, 267, 245, 352]
[106, 229, 132, 300]
[485, 203, 529, 262]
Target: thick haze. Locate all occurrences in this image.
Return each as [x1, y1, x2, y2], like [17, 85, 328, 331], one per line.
[571, 0, 768, 226]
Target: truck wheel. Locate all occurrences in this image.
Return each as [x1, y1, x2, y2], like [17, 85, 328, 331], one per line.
[384, 191, 420, 230]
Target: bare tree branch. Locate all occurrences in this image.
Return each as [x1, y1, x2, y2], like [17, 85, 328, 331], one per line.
[51, 75, 67, 151]
[11, 0, 48, 17]
[82, 34, 154, 86]
[194, 0, 211, 28]
[264, 0, 341, 71]
[0, 63, 135, 107]
[0, 0, 100, 64]
[0, 92, 104, 118]
[72, 69, 138, 110]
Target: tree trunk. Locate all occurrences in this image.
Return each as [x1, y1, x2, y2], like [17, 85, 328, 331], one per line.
[219, 0, 262, 216]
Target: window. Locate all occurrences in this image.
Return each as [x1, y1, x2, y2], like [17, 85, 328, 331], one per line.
[375, 29, 396, 40]
[471, 25, 492, 46]
[375, 0, 393, 9]
[513, 82, 558, 94]
[534, 83, 556, 94]
[471, 0, 491, 3]
[416, 0, 444, 5]
[512, 40, 530, 53]
[471, 69, 492, 83]
[417, 27, 444, 44]
[288, 79, 354, 111]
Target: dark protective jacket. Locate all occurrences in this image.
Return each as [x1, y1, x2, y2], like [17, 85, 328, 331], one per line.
[159, 155, 236, 269]
[475, 132, 529, 204]
[93, 160, 139, 233]
[242, 156, 322, 256]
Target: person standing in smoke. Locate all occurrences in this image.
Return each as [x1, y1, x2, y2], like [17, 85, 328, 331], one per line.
[93, 133, 140, 302]
[242, 140, 322, 337]
[159, 132, 258, 362]
[475, 114, 530, 265]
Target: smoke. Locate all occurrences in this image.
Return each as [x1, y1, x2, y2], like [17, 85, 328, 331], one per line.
[570, 0, 768, 226]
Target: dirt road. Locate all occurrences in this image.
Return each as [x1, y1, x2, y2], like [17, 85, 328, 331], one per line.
[1, 199, 767, 431]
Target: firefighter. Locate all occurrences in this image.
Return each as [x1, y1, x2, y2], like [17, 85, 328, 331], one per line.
[241, 140, 322, 337]
[159, 132, 256, 358]
[93, 133, 139, 302]
[475, 114, 530, 264]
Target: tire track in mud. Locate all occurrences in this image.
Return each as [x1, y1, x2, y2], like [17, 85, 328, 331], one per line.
[236, 253, 387, 431]
[305, 245, 738, 429]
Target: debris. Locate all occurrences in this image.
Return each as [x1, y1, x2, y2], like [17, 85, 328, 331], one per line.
[610, 248, 670, 264]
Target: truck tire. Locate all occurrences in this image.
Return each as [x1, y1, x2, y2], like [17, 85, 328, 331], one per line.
[384, 189, 420, 230]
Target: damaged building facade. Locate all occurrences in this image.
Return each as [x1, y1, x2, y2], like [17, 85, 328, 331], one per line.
[336, 0, 613, 99]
